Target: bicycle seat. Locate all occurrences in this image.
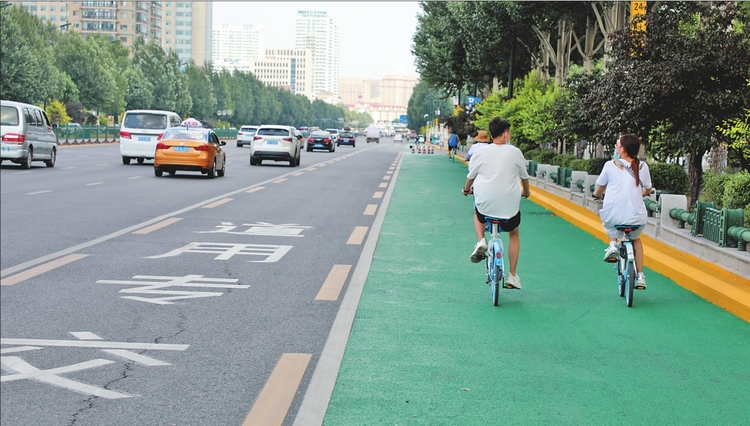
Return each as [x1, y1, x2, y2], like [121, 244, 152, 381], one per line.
[485, 216, 510, 224]
[615, 225, 640, 232]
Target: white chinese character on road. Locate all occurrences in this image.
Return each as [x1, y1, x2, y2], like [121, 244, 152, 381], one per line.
[1, 332, 188, 399]
[96, 274, 250, 305]
[145, 242, 292, 263]
[196, 221, 311, 237]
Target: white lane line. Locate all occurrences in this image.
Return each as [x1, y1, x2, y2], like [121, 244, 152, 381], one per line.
[63, 167, 76, 170]
[128, 176, 142, 179]
[14, 171, 32, 175]
[85, 182, 104, 186]
[26, 190, 52, 195]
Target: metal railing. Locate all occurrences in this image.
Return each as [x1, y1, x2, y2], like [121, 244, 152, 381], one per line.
[54, 125, 120, 144]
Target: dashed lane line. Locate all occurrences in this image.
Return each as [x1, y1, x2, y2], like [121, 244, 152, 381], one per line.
[243, 353, 313, 426]
[26, 190, 52, 195]
[202, 198, 234, 208]
[315, 265, 352, 301]
[132, 218, 182, 235]
[379, 182, 388, 188]
[346, 226, 368, 245]
[372, 191, 383, 199]
[85, 182, 104, 186]
[363, 204, 377, 215]
[1, 254, 88, 286]
[245, 186, 265, 193]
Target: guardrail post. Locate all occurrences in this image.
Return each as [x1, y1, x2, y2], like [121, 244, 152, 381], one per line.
[727, 225, 750, 251]
[692, 201, 715, 236]
[720, 208, 745, 248]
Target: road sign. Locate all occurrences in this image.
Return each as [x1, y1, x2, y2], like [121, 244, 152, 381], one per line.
[466, 96, 482, 107]
[399, 115, 407, 123]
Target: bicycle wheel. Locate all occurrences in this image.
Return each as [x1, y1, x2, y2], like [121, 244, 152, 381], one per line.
[625, 260, 635, 307]
[617, 257, 625, 297]
[492, 262, 501, 306]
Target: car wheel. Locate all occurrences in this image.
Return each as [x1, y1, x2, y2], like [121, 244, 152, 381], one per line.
[217, 159, 226, 177]
[206, 160, 216, 178]
[154, 168, 163, 177]
[21, 147, 32, 169]
[45, 147, 56, 168]
[236, 142, 242, 147]
[250, 157, 257, 166]
[122, 156, 131, 165]
[307, 147, 312, 152]
[137, 157, 144, 165]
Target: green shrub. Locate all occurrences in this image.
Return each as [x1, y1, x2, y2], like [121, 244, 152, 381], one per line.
[649, 163, 689, 195]
[524, 148, 541, 160]
[534, 149, 557, 164]
[587, 158, 609, 175]
[569, 159, 589, 171]
[551, 153, 577, 167]
[722, 170, 750, 211]
[699, 170, 730, 208]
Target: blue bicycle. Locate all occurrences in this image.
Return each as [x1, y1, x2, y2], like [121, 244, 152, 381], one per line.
[615, 225, 639, 307]
[483, 217, 512, 306]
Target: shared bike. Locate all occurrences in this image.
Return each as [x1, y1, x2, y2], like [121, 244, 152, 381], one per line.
[613, 225, 639, 307]
[449, 147, 455, 162]
[483, 217, 511, 306]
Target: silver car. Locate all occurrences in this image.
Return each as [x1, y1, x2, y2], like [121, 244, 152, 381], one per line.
[236, 125, 258, 147]
[249, 125, 302, 167]
[1, 100, 58, 168]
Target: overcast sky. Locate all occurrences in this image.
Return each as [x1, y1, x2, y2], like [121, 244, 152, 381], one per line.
[212, 2, 422, 80]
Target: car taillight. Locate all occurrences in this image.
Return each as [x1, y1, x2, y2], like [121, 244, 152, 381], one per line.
[253, 136, 262, 141]
[238, 132, 244, 136]
[194, 144, 209, 152]
[156, 142, 169, 150]
[157, 133, 164, 140]
[120, 131, 132, 139]
[308, 137, 313, 142]
[282, 137, 292, 142]
[2, 133, 25, 143]
[324, 138, 330, 142]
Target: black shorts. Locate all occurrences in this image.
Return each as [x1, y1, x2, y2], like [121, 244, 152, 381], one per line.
[475, 208, 521, 232]
[448, 145, 457, 152]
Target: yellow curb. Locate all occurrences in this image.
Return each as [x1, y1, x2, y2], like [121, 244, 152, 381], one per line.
[530, 182, 750, 323]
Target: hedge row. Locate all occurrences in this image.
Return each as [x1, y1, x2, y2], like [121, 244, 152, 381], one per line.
[700, 170, 750, 226]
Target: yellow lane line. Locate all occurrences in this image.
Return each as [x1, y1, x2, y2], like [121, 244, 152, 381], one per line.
[363, 204, 377, 215]
[383, 175, 391, 180]
[379, 182, 388, 188]
[202, 198, 234, 208]
[132, 218, 182, 235]
[245, 186, 265, 193]
[315, 265, 352, 301]
[1, 254, 88, 286]
[242, 353, 312, 426]
[272, 178, 287, 184]
[318, 164, 327, 167]
[385, 171, 393, 175]
[292, 172, 304, 176]
[372, 191, 383, 199]
[346, 226, 369, 245]
[308, 168, 317, 171]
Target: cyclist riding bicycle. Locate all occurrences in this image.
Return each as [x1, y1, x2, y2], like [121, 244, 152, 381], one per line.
[447, 129, 459, 159]
[462, 117, 530, 290]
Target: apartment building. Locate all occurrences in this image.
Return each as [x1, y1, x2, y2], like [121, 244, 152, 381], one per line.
[294, 10, 340, 101]
[252, 49, 313, 100]
[340, 75, 418, 108]
[211, 23, 262, 72]
[18, 1, 211, 66]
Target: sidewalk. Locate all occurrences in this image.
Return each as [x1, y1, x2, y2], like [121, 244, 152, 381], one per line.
[322, 152, 750, 425]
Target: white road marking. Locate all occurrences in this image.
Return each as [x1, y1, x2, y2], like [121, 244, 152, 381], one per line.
[0, 346, 42, 354]
[14, 171, 32, 175]
[70, 332, 102, 340]
[145, 242, 292, 263]
[102, 349, 171, 366]
[97, 274, 249, 305]
[85, 182, 104, 186]
[0, 338, 189, 351]
[128, 175, 142, 179]
[26, 190, 52, 195]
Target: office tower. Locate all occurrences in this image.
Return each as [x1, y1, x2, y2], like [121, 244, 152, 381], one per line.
[253, 49, 314, 99]
[211, 23, 263, 72]
[294, 10, 340, 101]
[162, 2, 212, 66]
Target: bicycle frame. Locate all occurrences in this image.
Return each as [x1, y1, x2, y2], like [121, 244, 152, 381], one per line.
[616, 226, 638, 307]
[485, 219, 506, 306]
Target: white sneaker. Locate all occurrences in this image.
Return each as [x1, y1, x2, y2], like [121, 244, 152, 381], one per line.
[470, 239, 487, 263]
[635, 275, 646, 290]
[504, 273, 522, 290]
[603, 245, 619, 263]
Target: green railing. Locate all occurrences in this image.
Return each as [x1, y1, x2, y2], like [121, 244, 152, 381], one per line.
[54, 125, 120, 143]
[214, 129, 238, 139]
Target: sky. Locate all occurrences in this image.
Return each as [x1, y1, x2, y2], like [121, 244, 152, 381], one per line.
[211, 2, 422, 80]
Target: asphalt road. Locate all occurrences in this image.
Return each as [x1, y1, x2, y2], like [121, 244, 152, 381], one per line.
[1, 136, 405, 425]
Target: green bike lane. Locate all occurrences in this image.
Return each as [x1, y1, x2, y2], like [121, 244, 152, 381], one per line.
[322, 153, 750, 425]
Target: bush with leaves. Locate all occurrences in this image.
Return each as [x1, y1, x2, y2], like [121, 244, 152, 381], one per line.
[524, 148, 540, 160]
[534, 150, 557, 164]
[722, 170, 750, 210]
[699, 170, 730, 208]
[587, 158, 609, 176]
[649, 163, 689, 195]
[551, 153, 577, 167]
[569, 159, 588, 172]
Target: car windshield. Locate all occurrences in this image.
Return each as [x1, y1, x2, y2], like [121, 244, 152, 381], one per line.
[124, 113, 168, 130]
[257, 128, 290, 136]
[162, 128, 208, 141]
[240, 127, 256, 133]
[310, 132, 329, 138]
[340, 132, 353, 137]
[1, 106, 20, 126]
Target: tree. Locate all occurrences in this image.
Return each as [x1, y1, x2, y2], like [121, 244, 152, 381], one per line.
[45, 100, 71, 125]
[184, 62, 217, 122]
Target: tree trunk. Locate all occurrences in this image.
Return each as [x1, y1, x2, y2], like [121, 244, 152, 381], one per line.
[688, 150, 705, 208]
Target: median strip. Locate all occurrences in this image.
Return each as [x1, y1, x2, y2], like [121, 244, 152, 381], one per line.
[346, 226, 369, 245]
[1, 254, 88, 286]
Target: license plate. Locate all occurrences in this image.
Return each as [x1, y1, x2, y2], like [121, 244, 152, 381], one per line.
[138, 136, 151, 141]
[314, 144, 323, 148]
[1, 146, 11, 152]
[266, 140, 278, 145]
[173, 146, 190, 152]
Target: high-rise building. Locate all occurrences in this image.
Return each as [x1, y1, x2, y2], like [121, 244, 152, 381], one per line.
[162, 2, 212, 66]
[252, 49, 313, 99]
[340, 75, 418, 109]
[211, 23, 262, 72]
[294, 10, 340, 102]
[17, 1, 211, 66]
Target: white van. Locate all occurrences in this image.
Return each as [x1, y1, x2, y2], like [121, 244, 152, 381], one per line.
[119, 110, 181, 164]
[1, 100, 58, 168]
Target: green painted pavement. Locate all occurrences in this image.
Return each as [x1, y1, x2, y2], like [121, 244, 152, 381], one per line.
[324, 153, 750, 425]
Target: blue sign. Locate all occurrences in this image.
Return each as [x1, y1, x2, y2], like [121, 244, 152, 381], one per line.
[399, 114, 407, 123]
[466, 96, 482, 107]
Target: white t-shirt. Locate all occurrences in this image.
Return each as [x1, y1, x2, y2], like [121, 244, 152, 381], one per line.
[467, 143, 529, 219]
[465, 142, 488, 163]
[595, 159, 652, 227]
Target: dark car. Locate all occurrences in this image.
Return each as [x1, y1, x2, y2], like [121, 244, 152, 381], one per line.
[337, 130, 356, 147]
[306, 130, 335, 152]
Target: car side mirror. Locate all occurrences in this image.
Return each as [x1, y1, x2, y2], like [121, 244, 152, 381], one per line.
[219, 141, 226, 146]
